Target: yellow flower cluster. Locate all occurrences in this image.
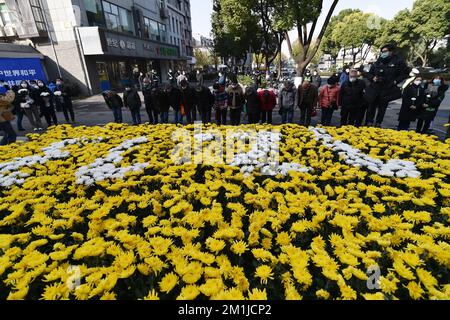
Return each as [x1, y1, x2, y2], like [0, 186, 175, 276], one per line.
[0, 123, 449, 300]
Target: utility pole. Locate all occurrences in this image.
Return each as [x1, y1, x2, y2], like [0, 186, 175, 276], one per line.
[38, 0, 62, 78]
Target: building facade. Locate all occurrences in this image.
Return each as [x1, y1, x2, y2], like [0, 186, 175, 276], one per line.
[0, 0, 193, 94]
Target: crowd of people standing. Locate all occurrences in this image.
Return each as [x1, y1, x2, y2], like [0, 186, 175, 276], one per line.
[1, 43, 449, 146]
[0, 77, 74, 145]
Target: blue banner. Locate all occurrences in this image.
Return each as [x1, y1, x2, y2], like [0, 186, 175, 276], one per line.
[0, 58, 47, 87]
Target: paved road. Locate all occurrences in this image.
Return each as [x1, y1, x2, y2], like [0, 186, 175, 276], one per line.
[4, 83, 450, 141]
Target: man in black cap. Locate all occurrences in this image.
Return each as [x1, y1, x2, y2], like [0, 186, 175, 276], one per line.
[365, 43, 409, 127]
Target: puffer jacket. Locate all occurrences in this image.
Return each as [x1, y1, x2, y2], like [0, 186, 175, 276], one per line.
[279, 85, 298, 110]
[0, 90, 16, 122]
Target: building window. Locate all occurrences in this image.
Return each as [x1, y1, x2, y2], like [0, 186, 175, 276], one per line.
[144, 17, 159, 41]
[144, 17, 167, 43]
[29, 0, 47, 32]
[158, 23, 167, 43]
[0, 4, 12, 26]
[102, 1, 133, 35]
[84, 0, 105, 27]
[172, 17, 175, 32]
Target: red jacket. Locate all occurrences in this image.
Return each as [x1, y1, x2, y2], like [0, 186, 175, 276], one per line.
[318, 85, 340, 109]
[257, 89, 277, 111]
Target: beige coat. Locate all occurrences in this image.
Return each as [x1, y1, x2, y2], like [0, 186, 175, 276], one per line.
[0, 90, 16, 122]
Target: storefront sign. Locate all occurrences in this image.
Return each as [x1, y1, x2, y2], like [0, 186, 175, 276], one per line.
[0, 58, 46, 86]
[102, 31, 179, 60]
[107, 38, 136, 50]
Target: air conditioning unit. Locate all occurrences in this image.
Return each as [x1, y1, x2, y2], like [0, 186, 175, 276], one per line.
[0, 26, 6, 37]
[4, 25, 17, 37]
[160, 8, 169, 19]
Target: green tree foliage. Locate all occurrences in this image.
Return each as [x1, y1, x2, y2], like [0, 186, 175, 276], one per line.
[376, 0, 450, 66]
[321, 9, 361, 65]
[333, 12, 385, 65]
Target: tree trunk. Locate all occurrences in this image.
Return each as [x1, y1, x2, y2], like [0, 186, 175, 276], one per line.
[277, 51, 282, 80]
[285, 32, 293, 58]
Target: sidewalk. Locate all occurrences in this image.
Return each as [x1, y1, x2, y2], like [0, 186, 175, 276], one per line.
[3, 86, 450, 142]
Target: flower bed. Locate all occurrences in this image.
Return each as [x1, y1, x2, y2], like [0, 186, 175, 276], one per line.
[0, 124, 449, 300]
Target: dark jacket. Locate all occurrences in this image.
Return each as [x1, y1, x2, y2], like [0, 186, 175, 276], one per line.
[142, 85, 153, 109]
[418, 83, 449, 121]
[180, 86, 196, 110]
[245, 91, 261, 114]
[339, 79, 366, 109]
[194, 87, 214, 110]
[366, 55, 409, 104]
[168, 87, 182, 111]
[312, 75, 322, 88]
[298, 84, 318, 108]
[104, 92, 123, 109]
[123, 89, 141, 110]
[158, 90, 171, 113]
[367, 55, 409, 87]
[399, 83, 425, 122]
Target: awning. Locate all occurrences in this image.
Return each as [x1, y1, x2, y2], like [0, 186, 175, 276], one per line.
[0, 43, 44, 59]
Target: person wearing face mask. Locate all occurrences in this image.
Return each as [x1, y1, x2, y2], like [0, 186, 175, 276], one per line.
[226, 79, 245, 126]
[340, 66, 350, 85]
[339, 70, 366, 127]
[179, 80, 196, 124]
[102, 90, 123, 124]
[142, 78, 158, 124]
[213, 82, 228, 125]
[17, 81, 43, 131]
[416, 77, 448, 134]
[167, 84, 183, 124]
[157, 84, 171, 124]
[123, 85, 142, 125]
[0, 87, 17, 145]
[298, 77, 318, 127]
[318, 76, 340, 126]
[312, 70, 322, 88]
[54, 78, 75, 124]
[244, 86, 261, 124]
[398, 76, 425, 131]
[279, 80, 298, 124]
[365, 44, 409, 128]
[37, 80, 58, 127]
[194, 83, 214, 124]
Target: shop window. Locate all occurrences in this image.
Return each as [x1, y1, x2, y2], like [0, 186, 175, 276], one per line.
[84, 0, 105, 27]
[102, 1, 134, 35]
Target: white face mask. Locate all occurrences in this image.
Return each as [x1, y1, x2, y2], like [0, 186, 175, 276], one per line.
[414, 80, 422, 86]
[21, 84, 28, 88]
[349, 78, 357, 82]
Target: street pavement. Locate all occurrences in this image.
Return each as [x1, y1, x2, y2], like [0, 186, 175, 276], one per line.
[3, 82, 450, 142]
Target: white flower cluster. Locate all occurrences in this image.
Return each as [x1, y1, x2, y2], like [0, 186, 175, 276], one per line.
[75, 137, 149, 185]
[18, 89, 28, 94]
[54, 91, 62, 96]
[40, 92, 50, 97]
[0, 139, 80, 188]
[229, 131, 311, 177]
[310, 127, 421, 178]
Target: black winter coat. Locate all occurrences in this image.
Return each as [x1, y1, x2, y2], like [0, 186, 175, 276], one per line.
[399, 84, 425, 122]
[104, 92, 123, 109]
[123, 90, 141, 110]
[418, 84, 449, 121]
[142, 86, 153, 109]
[367, 55, 409, 87]
[158, 91, 171, 113]
[168, 88, 181, 111]
[180, 87, 196, 110]
[245, 92, 261, 114]
[194, 87, 214, 110]
[339, 80, 366, 109]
